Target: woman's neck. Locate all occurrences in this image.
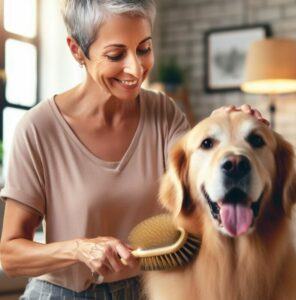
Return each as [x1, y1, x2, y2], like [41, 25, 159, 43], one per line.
[58, 78, 140, 127]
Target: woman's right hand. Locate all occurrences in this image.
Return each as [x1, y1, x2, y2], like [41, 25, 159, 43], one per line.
[75, 236, 138, 282]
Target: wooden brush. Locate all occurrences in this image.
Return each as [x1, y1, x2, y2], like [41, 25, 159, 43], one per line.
[127, 214, 201, 271]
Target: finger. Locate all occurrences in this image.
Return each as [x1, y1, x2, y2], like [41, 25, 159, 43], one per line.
[240, 104, 252, 114]
[258, 117, 270, 126]
[262, 119, 270, 126]
[211, 106, 227, 115]
[244, 107, 270, 126]
[87, 243, 116, 273]
[253, 109, 263, 119]
[115, 243, 131, 260]
[92, 249, 115, 272]
[225, 105, 236, 112]
[94, 264, 110, 277]
[126, 255, 140, 268]
[120, 252, 139, 268]
[116, 243, 138, 268]
[124, 243, 135, 251]
[102, 257, 116, 273]
[210, 109, 220, 116]
[105, 246, 125, 272]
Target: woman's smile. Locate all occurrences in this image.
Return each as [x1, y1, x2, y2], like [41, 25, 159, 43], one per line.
[113, 78, 140, 89]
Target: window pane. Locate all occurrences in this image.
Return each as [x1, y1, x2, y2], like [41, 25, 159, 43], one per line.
[4, 0, 37, 38]
[2, 107, 27, 179]
[5, 39, 37, 106]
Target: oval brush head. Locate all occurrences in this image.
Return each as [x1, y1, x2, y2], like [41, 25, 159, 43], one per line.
[128, 214, 201, 271]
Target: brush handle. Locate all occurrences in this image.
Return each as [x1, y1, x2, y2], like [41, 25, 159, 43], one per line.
[121, 228, 187, 262]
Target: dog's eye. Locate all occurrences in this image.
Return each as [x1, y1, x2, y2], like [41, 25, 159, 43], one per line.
[247, 134, 265, 148]
[201, 138, 214, 150]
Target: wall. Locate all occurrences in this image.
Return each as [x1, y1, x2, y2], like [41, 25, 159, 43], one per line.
[39, 0, 84, 100]
[156, 0, 296, 147]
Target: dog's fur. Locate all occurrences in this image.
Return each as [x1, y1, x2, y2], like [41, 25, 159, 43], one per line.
[144, 111, 296, 300]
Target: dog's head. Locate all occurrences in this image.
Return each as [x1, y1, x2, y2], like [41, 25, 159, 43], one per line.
[161, 111, 296, 238]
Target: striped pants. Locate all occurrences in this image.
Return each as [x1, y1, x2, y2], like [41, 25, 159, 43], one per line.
[20, 277, 146, 300]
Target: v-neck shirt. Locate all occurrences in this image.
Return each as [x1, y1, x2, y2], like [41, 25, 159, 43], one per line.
[50, 94, 144, 172]
[0, 88, 190, 292]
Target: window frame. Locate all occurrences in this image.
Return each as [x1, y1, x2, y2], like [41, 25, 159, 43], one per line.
[0, 0, 41, 141]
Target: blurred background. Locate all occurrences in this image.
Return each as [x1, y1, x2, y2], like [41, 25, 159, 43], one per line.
[1, 0, 296, 298]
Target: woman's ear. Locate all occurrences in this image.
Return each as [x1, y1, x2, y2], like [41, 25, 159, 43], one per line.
[67, 36, 85, 66]
[274, 132, 296, 216]
[159, 140, 195, 217]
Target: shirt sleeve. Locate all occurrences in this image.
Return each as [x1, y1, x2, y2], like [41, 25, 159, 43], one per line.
[0, 116, 46, 216]
[163, 94, 191, 166]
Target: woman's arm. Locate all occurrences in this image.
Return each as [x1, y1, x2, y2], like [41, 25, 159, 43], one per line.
[0, 200, 138, 279]
[0, 199, 78, 277]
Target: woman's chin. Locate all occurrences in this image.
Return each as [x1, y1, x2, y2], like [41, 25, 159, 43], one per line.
[110, 85, 142, 101]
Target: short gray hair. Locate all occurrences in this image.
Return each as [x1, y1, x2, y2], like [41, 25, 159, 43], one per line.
[61, 0, 156, 58]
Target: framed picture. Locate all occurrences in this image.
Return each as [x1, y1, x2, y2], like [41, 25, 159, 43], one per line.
[204, 24, 272, 93]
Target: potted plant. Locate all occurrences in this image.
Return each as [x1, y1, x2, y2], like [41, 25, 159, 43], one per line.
[157, 58, 184, 92]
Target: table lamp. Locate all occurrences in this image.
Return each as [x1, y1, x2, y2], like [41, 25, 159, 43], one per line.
[241, 38, 296, 129]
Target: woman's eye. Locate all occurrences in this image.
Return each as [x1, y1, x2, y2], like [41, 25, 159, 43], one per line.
[106, 52, 125, 61]
[137, 47, 151, 56]
[247, 134, 266, 148]
[200, 138, 215, 150]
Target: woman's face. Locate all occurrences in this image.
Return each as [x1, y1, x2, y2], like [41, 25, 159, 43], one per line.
[85, 15, 154, 101]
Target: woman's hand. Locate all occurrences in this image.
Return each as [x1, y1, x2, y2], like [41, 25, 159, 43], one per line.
[211, 104, 270, 126]
[75, 236, 138, 283]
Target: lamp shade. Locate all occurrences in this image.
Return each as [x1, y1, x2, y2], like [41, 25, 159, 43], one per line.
[241, 38, 296, 94]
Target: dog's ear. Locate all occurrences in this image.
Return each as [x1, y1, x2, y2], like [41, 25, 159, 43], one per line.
[274, 132, 296, 215]
[159, 140, 195, 217]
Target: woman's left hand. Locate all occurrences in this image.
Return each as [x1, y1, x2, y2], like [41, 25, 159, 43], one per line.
[211, 104, 270, 126]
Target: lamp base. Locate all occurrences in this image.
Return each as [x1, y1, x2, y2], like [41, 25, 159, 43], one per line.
[269, 96, 276, 130]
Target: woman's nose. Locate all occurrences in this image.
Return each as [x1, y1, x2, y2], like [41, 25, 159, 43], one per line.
[123, 54, 143, 78]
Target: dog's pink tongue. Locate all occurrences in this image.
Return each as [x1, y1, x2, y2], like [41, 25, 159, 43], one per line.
[220, 204, 253, 236]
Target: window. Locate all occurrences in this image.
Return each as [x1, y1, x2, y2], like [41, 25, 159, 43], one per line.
[0, 0, 40, 178]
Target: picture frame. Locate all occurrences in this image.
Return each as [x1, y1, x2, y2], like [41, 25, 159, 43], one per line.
[204, 24, 272, 93]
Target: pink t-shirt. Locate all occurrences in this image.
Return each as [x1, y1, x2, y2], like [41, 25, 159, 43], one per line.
[0, 88, 190, 292]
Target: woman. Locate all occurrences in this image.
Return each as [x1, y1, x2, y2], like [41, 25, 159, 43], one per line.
[0, 0, 268, 299]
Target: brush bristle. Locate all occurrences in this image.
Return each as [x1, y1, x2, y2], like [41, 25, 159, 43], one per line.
[140, 234, 201, 271]
[128, 214, 201, 271]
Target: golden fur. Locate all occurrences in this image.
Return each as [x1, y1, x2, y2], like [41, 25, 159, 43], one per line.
[144, 112, 296, 300]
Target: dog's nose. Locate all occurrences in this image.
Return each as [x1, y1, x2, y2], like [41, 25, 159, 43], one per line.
[221, 155, 251, 179]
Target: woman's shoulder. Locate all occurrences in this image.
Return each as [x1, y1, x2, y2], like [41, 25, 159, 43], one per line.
[141, 88, 178, 110]
[141, 87, 170, 102]
[16, 97, 55, 135]
[141, 88, 182, 118]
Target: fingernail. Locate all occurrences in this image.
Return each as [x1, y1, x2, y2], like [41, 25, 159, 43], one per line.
[116, 244, 130, 259]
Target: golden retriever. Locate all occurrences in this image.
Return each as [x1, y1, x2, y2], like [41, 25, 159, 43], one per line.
[144, 111, 296, 300]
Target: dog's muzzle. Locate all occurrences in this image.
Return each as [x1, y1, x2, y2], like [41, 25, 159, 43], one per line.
[201, 154, 265, 237]
[202, 185, 264, 237]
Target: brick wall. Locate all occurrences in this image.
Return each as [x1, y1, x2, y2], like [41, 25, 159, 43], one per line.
[156, 0, 296, 147]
